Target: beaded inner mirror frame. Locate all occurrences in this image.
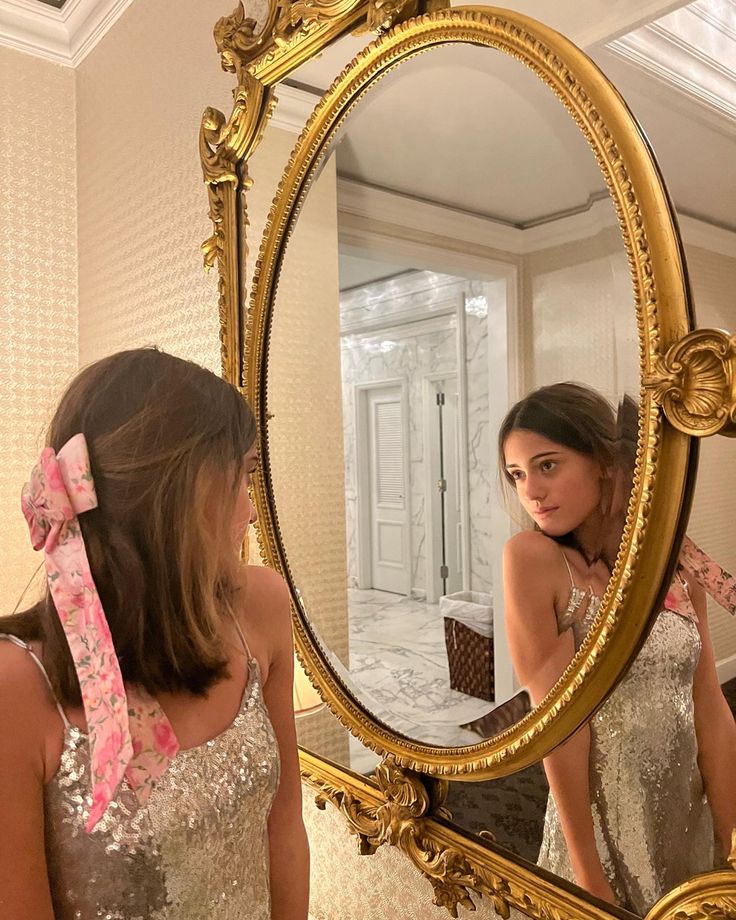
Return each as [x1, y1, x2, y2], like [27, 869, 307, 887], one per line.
[200, 3, 736, 917]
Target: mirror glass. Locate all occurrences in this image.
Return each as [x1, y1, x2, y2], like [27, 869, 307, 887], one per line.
[281, 30, 736, 916]
[268, 43, 639, 750]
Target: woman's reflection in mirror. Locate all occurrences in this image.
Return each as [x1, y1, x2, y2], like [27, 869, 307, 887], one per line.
[499, 382, 736, 912]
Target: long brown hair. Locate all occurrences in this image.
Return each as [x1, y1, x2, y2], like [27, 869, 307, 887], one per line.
[1, 348, 257, 705]
[498, 382, 633, 565]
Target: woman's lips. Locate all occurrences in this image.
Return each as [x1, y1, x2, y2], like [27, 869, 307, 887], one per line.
[533, 507, 558, 518]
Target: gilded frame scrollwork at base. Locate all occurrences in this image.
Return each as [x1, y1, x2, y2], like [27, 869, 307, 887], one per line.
[200, 3, 736, 919]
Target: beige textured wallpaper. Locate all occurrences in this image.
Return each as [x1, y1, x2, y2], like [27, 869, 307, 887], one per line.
[249, 130, 350, 764]
[525, 225, 639, 401]
[75, 0, 232, 371]
[0, 47, 79, 606]
[304, 791, 502, 920]
[685, 244, 736, 667]
[266, 154, 348, 661]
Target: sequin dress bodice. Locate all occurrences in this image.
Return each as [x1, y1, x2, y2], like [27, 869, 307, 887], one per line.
[537, 570, 713, 913]
[1, 634, 280, 920]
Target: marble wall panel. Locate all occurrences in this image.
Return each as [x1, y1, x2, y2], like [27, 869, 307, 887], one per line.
[340, 272, 494, 600]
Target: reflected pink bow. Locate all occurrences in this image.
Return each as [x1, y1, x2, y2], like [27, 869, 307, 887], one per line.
[662, 535, 736, 622]
[680, 535, 736, 614]
[22, 434, 178, 831]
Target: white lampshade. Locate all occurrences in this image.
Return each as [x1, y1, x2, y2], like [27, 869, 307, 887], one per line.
[293, 654, 325, 717]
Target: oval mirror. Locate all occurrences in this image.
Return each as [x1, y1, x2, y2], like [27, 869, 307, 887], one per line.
[249, 8, 694, 778]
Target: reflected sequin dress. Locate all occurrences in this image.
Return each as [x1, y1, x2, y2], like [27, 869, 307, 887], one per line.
[536, 552, 713, 913]
[0, 633, 280, 920]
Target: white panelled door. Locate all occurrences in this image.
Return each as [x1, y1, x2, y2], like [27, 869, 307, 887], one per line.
[368, 385, 410, 595]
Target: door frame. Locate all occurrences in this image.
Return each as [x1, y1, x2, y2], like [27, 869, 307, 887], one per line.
[339, 210, 522, 701]
[423, 365, 470, 604]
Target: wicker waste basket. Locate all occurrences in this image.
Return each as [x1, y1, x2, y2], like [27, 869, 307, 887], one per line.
[441, 591, 494, 702]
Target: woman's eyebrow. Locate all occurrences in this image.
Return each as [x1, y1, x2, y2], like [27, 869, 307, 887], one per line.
[530, 451, 562, 461]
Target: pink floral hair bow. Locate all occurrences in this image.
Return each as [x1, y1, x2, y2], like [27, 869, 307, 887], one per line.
[663, 534, 736, 622]
[22, 434, 179, 832]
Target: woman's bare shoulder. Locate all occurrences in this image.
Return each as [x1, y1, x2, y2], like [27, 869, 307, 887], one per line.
[239, 564, 290, 607]
[234, 564, 291, 636]
[503, 530, 562, 566]
[234, 565, 293, 674]
[0, 639, 54, 756]
[502, 531, 567, 617]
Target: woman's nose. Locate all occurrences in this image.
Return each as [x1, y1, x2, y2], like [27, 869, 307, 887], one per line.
[524, 474, 546, 501]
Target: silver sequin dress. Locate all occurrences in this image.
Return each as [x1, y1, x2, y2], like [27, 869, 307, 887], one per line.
[1, 634, 280, 920]
[536, 556, 714, 913]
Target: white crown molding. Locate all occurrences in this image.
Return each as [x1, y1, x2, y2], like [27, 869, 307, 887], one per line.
[0, 0, 69, 63]
[607, 3, 736, 134]
[573, 0, 688, 49]
[0, 0, 134, 67]
[690, 1, 736, 43]
[337, 178, 619, 257]
[337, 178, 736, 261]
[270, 83, 320, 134]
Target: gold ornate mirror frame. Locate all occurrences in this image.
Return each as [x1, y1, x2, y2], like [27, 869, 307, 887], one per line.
[201, 2, 736, 917]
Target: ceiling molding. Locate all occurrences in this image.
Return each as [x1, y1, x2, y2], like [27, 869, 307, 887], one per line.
[607, 1, 736, 135]
[690, 2, 736, 42]
[337, 178, 620, 257]
[0, 0, 134, 66]
[270, 83, 320, 134]
[338, 178, 736, 260]
[572, 0, 688, 49]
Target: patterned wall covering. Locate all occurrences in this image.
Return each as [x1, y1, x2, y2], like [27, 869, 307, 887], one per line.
[0, 47, 78, 606]
[525, 226, 639, 401]
[303, 789, 501, 920]
[75, 0, 232, 370]
[685, 244, 736, 667]
[264, 153, 351, 764]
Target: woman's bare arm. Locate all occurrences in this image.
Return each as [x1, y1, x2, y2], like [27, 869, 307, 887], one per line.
[0, 643, 56, 919]
[250, 567, 310, 920]
[689, 577, 736, 860]
[503, 533, 615, 902]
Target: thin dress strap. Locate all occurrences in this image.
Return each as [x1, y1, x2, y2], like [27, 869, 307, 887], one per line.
[558, 548, 589, 629]
[231, 617, 254, 660]
[559, 548, 577, 589]
[0, 634, 72, 730]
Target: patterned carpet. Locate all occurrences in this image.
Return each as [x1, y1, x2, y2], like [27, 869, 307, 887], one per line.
[444, 677, 736, 864]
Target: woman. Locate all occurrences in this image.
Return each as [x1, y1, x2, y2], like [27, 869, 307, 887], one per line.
[499, 382, 736, 912]
[0, 348, 308, 919]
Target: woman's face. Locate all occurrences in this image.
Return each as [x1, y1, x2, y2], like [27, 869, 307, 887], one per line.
[232, 443, 259, 547]
[503, 429, 603, 538]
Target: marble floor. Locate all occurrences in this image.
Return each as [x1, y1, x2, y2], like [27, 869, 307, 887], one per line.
[345, 588, 496, 771]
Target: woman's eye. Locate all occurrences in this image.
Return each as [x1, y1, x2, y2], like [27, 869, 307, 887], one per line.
[541, 460, 556, 472]
[510, 470, 523, 481]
